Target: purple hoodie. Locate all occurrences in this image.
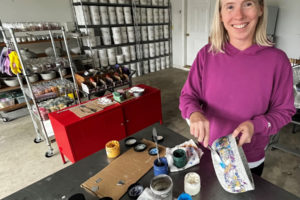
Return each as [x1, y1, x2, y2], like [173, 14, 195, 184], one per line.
[179, 43, 296, 162]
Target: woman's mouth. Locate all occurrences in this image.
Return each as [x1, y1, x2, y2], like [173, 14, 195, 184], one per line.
[232, 23, 249, 29]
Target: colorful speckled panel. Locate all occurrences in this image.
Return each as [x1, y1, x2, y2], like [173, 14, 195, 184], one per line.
[211, 134, 254, 193]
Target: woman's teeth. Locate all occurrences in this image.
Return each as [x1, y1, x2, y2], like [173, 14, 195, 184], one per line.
[232, 23, 247, 29]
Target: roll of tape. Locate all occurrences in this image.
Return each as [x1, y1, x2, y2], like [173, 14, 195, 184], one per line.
[105, 140, 120, 158]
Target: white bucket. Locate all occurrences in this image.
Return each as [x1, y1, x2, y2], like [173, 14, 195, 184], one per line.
[154, 25, 159, 40]
[74, 6, 83, 25]
[130, 45, 136, 61]
[98, 49, 109, 67]
[160, 41, 165, 55]
[136, 44, 143, 59]
[116, 7, 125, 24]
[121, 46, 131, 62]
[116, 54, 124, 64]
[140, 0, 148, 5]
[159, 25, 164, 39]
[158, 0, 163, 6]
[95, 36, 101, 46]
[143, 60, 149, 74]
[108, 7, 117, 24]
[149, 59, 156, 72]
[165, 41, 169, 54]
[156, 58, 161, 71]
[159, 9, 164, 23]
[141, 8, 147, 24]
[121, 27, 128, 43]
[143, 44, 149, 58]
[164, 25, 169, 39]
[152, 0, 158, 6]
[153, 9, 159, 23]
[101, 28, 112, 45]
[112, 27, 122, 44]
[164, 0, 169, 6]
[141, 26, 148, 41]
[109, 0, 117, 3]
[90, 6, 101, 25]
[166, 56, 170, 68]
[80, 28, 97, 47]
[133, 8, 141, 24]
[90, 0, 99, 3]
[100, 6, 109, 25]
[161, 57, 166, 69]
[130, 63, 137, 77]
[107, 48, 117, 65]
[149, 43, 155, 58]
[147, 8, 153, 24]
[81, 6, 92, 25]
[127, 26, 135, 43]
[118, 0, 125, 3]
[135, 26, 142, 42]
[155, 42, 160, 57]
[148, 26, 154, 41]
[164, 9, 169, 23]
[136, 62, 142, 76]
[99, 0, 108, 2]
[133, 0, 140, 4]
[124, 7, 133, 24]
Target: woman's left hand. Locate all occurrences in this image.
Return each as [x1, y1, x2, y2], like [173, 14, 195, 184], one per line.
[232, 121, 254, 146]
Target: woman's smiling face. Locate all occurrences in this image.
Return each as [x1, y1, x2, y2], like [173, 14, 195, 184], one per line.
[220, 0, 263, 49]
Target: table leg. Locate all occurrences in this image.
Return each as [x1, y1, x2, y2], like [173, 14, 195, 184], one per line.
[59, 147, 67, 164]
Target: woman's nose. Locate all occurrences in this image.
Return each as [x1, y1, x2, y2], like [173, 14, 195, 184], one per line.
[234, 7, 245, 20]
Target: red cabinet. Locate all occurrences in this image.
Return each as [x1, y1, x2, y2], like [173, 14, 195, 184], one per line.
[49, 84, 162, 163]
[121, 84, 162, 136]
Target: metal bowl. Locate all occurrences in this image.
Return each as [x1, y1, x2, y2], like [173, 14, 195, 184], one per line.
[3, 77, 20, 87]
[28, 73, 39, 83]
[40, 71, 56, 80]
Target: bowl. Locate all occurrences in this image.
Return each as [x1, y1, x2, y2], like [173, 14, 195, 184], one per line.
[3, 77, 20, 87]
[28, 74, 39, 83]
[211, 134, 254, 193]
[40, 71, 56, 80]
[61, 68, 67, 76]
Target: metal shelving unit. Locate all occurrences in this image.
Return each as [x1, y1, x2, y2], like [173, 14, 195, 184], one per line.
[0, 22, 80, 157]
[71, 0, 172, 76]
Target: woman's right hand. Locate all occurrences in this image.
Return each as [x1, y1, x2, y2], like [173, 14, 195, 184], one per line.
[189, 112, 210, 147]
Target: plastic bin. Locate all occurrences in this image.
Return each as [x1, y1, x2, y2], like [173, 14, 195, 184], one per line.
[16, 96, 26, 104]
[0, 98, 15, 108]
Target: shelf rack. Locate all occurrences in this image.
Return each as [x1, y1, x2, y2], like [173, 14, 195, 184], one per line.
[70, 0, 172, 77]
[0, 21, 80, 157]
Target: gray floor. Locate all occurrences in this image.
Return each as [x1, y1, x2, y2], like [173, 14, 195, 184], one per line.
[0, 68, 300, 198]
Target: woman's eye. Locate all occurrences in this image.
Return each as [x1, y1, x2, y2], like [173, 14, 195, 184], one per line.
[226, 5, 234, 10]
[244, 1, 254, 7]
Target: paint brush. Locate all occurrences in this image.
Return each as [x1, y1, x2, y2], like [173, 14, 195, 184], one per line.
[152, 127, 161, 165]
[208, 145, 226, 169]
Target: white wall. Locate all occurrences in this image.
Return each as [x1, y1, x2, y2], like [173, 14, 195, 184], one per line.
[267, 0, 300, 59]
[0, 0, 74, 25]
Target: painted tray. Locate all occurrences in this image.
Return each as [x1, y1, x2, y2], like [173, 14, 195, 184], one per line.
[211, 134, 254, 193]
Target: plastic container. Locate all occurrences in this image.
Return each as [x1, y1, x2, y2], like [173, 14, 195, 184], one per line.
[0, 98, 15, 108]
[16, 96, 26, 104]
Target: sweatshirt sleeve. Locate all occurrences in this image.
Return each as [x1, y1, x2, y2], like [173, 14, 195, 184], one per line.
[179, 50, 206, 119]
[251, 53, 296, 136]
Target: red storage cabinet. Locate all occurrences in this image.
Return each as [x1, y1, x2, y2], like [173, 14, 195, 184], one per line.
[49, 84, 162, 163]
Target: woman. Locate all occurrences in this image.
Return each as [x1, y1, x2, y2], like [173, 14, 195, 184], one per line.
[179, 0, 295, 176]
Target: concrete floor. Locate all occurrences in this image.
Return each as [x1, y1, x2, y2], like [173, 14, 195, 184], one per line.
[1, 68, 300, 198]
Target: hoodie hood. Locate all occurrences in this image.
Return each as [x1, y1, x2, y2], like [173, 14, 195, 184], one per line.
[224, 42, 273, 56]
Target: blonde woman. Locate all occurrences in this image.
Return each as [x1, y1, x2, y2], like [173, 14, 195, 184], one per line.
[179, 0, 295, 176]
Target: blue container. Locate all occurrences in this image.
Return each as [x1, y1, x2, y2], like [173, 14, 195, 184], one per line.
[153, 157, 168, 176]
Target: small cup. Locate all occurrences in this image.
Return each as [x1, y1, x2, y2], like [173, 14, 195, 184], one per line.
[153, 157, 168, 176]
[172, 149, 187, 168]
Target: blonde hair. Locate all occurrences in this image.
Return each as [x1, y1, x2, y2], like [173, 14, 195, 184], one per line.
[209, 0, 273, 53]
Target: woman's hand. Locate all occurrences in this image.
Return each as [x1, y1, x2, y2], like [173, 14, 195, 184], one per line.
[189, 112, 210, 147]
[232, 120, 254, 146]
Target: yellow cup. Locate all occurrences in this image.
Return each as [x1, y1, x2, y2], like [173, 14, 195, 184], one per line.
[105, 140, 120, 158]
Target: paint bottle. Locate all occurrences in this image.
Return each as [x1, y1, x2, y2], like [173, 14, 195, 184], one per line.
[153, 157, 168, 176]
[150, 174, 173, 200]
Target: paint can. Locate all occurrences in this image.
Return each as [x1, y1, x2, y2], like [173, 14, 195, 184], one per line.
[160, 41, 165, 55]
[100, 6, 109, 25]
[164, 9, 169, 23]
[127, 26, 135, 43]
[150, 174, 173, 200]
[151, 0, 158, 6]
[154, 25, 160, 40]
[155, 42, 160, 57]
[172, 149, 187, 168]
[161, 57, 166, 69]
[98, 49, 109, 67]
[164, 0, 169, 6]
[149, 43, 155, 58]
[141, 26, 148, 41]
[184, 172, 201, 196]
[156, 58, 161, 71]
[109, 0, 117, 3]
[141, 8, 147, 24]
[133, 8, 141, 24]
[153, 9, 159, 23]
[116, 7, 125, 24]
[105, 140, 120, 158]
[121, 46, 131, 62]
[108, 7, 117, 24]
[159, 9, 164, 23]
[143, 60, 149, 74]
[112, 27, 122, 44]
[130, 45, 136, 61]
[130, 63, 137, 77]
[165, 56, 170, 68]
[90, 6, 101, 25]
[143, 44, 149, 58]
[153, 157, 168, 176]
[121, 27, 128, 43]
[124, 7, 133, 24]
[107, 48, 117, 65]
[165, 41, 169, 54]
[148, 26, 154, 41]
[147, 8, 153, 23]
[163, 25, 169, 39]
[150, 59, 156, 72]
[116, 54, 124, 64]
[101, 27, 111, 45]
